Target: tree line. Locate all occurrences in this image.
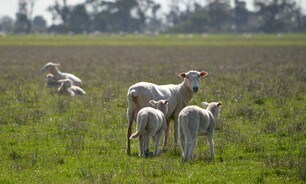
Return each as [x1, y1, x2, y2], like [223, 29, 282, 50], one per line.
[1, 0, 305, 34]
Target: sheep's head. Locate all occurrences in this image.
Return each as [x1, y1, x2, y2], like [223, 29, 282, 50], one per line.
[179, 70, 208, 93]
[149, 99, 169, 115]
[41, 62, 61, 72]
[202, 101, 222, 119]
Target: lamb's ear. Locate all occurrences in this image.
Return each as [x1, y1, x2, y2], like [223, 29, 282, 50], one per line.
[164, 100, 168, 104]
[149, 100, 157, 106]
[179, 72, 187, 78]
[199, 71, 208, 77]
[217, 101, 222, 106]
[201, 102, 209, 108]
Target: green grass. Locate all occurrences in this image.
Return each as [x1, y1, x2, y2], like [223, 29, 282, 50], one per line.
[1, 33, 306, 46]
[0, 41, 305, 183]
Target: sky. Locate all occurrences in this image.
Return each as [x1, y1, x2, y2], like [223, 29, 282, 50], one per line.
[0, 0, 305, 26]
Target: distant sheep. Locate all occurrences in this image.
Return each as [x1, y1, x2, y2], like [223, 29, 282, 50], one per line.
[178, 101, 222, 162]
[58, 79, 86, 96]
[45, 74, 61, 87]
[130, 100, 168, 156]
[41, 62, 82, 86]
[126, 70, 208, 155]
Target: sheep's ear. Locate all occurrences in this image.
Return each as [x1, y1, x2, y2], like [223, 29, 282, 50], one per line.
[217, 101, 222, 106]
[54, 63, 61, 67]
[164, 100, 168, 104]
[202, 102, 209, 108]
[149, 100, 157, 106]
[179, 72, 187, 78]
[199, 71, 208, 77]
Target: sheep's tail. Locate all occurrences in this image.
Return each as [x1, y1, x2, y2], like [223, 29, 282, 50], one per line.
[128, 89, 138, 104]
[129, 114, 148, 139]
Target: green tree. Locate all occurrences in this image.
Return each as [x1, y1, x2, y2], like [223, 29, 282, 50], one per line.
[68, 4, 90, 33]
[254, 0, 301, 32]
[14, 0, 36, 33]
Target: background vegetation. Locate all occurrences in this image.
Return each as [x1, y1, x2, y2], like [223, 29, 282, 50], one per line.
[0, 35, 305, 183]
[1, 0, 306, 34]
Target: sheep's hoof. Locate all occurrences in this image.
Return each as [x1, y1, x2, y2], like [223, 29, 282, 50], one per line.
[144, 149, 150, 157]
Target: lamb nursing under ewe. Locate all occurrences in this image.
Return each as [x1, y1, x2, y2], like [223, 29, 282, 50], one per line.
[45, 74, 61, 87]
[178, 101, 222, 162]
[58, 79, 86, 96]
[126, 70, 208, 155]
[41, 62, 82, 86]
[130, 100, 168, 156]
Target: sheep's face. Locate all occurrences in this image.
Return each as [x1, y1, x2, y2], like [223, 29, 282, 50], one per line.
[179, 70, 208, 93]
[41, 62, 60, 72]
[202, 101, 222, 119]
[149, 100, 169, 115]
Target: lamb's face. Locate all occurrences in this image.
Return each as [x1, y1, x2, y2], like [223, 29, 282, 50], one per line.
[202, 101, 222, 119]
[149, 100, 169, 115]
[179, 70, 208, 93]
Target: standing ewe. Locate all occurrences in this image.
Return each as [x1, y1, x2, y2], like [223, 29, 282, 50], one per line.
[58, 79, 86, 96]
[126, 70, 208, 155]
[130, 100, 168, 156]
[41, 62, 82, 86]
[179, 101, 222, 162]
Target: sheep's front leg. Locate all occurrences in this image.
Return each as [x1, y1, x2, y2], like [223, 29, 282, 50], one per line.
[173, 116, 179, 152]
[163, 120, 171, 151]
[126, 109, 134, 155]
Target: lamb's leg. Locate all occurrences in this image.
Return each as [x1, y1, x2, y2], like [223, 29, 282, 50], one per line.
[184, 141, 192, 162]
[153, 131, 162, 156]
[179, 126, 185, 158]
[190, 138, 197, 160]
[207, 133, 214, 161]
[163, 120, 171, 151]
[144, 134, 150, 157]
[139, 134, 145, 156]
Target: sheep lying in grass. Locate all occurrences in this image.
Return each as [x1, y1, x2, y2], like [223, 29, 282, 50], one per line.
[41, 62, 82, 86]
[130, 100, 168, 156]
[179, 101, 222, 162]
[45, 74, 61, 87]
[58, 79, 86, 96]
[126, 70, 208, 155]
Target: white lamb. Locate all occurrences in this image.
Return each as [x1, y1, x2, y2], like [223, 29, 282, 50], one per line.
[58, 79, 86, 96]
[45, 74, 61, 87]
[41, 62, 82, 86]
[178, 101, 222, 162]
[130, 100, 168, 156]
[126, 70, 208, 155]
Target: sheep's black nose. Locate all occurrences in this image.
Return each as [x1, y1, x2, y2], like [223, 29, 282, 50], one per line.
[193, 87, 198, 93]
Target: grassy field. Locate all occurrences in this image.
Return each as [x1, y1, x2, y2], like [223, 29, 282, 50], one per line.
[1, 33, 306, 46]
[0, 35, 305, 183]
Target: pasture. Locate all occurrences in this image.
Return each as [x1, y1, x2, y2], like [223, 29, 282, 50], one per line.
[0, 34, 305, 183]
